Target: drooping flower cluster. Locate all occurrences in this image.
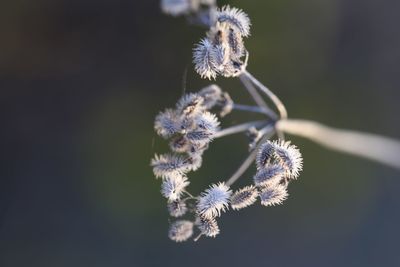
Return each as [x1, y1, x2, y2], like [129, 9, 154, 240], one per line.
[254, 140, 303, 206]
[151, 84, 234, 241]
[193, 6, 251, 79]
[155, 2, 305, 242]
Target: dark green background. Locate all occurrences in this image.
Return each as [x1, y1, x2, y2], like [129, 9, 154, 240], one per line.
[1, 0, 400, 266]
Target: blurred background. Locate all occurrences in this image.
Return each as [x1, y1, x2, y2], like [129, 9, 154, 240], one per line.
[1, 0, 400, 266]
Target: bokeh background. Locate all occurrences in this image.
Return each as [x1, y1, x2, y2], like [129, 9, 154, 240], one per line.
[1, 0, 400, 266]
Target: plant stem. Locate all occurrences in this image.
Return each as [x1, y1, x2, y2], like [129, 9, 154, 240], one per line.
[242, 70, 288, 120]
[213, 120, 267, 139]
[276, 119, 400, 170]
[233, 104, 273, 116]
[225, 149, 257, 187]
[239, 74, 278, 120]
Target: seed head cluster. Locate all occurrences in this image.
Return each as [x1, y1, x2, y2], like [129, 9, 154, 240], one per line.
[152, 84, 239, 241]
[152, 84, 303, 241]
[254, 140, 303, 206]
[193, 6, 251, 79]
[155, 2, 305, 242]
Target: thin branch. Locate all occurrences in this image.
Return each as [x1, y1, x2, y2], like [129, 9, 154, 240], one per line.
[239, 74, 278, 120]
[233, 104, 273, 115]
[226, 130, 276, 187]
[242, 70, 288, 120]
[225, 149, 257, 187]
[213, 120, 267, 139]
[277, 119, 400, 170]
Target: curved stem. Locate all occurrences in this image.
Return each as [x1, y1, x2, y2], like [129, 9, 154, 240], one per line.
[233, 104, 274, 116]
[239, 74, 278, 120]
[213, 120, 267, 139]
[242, 70, 288, 120]
[277, 119, 400, 170]
[225, 149, 257, 187]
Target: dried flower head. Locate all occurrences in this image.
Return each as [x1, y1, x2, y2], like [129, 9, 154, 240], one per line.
[176, 93, 205, 117]
[193, 38, 219, 80]
[197, 216, 220, 237]
[255, 140, 303, 180]
[197, 182, 232, 219]
[161, 175, 190, 201]
[168, 220, 194, 242]
[253, 164, 285, 188]
[169, 136, 191, 153]
[198, 84, 223, 109]
[217, 5, 251, 37]
[186, 130, 214, 146]
[187, 154, 203, 171]
[260, 184, 289, 207]
[230, 185, 259, 210]
[193, 6, 251, 80]
[256, 142, 275, 170]
[168, 199, 188, 217]
[154, 109, 180, 139]
[161, 0, 193, 16]
[151, 154, 191, 179]
[272, 140, 303, 179]
[195, 111, 220, 132]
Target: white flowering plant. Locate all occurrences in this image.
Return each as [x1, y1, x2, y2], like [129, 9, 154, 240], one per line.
[153, 0, 400, 242]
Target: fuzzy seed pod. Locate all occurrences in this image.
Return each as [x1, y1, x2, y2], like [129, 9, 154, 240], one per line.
[187, 154, 203, 171]
[168, 220, 194, 242]
[256, 142, 275, 170]
[253, 164, 285, 188]
[154, 109, 180, 139]
[198, 84, 223, 109]
[228, 27, 245, 60]
[161, 175, 190, 201]
[272, 140, 303, 179]
[217, 6, 251, 37]
[169, 136, 191, 153]
[151, 154, 191, 179]
[260, 184, 289, 207]
[167, 200, 188, 218]
[186, 130, 214, 146]
[197, 182, 232, 219]
[161, 0, 190, 16]
[197, 216, 220, 238]
[193, 38, 219, 80]
[176, 93, 205, 117]
[230, 185, 258, 210]
[195, 111, 220, 132]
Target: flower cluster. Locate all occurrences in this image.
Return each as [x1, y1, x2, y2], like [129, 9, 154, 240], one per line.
[254, 140, 303, 206]
[152, 92, 303, 241]
[193, 6, 251, 79]
[155, 2, 305, 242]
[151, 84, 235, 241]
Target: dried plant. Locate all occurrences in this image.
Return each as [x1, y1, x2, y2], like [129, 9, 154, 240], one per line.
[154, 2, 400, 242]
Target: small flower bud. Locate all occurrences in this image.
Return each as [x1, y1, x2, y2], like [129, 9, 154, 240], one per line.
[230, 185, 258, 210]
[168, 220, 194, 242]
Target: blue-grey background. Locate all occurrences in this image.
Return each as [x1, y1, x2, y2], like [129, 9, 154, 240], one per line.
[1, 0, 400, 266]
